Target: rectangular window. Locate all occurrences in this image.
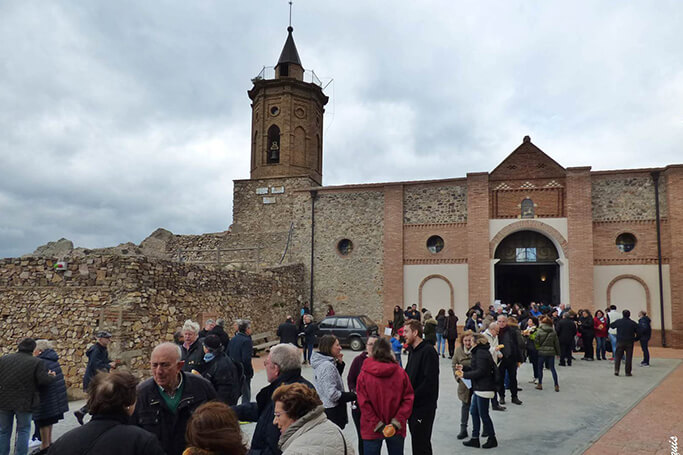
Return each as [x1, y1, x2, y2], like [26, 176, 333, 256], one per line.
[320, 318, 336, 329]
[335, 318, 349, 328]
[515, 247, 537, 262]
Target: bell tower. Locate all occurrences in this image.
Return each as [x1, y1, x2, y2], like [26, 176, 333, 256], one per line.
[248, 26, 328, 185]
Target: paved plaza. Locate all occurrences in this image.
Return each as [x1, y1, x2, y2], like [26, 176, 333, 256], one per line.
[34, 347, 682, 455]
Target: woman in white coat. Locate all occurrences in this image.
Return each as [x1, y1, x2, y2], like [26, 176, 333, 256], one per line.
[273, 383, 354, 455]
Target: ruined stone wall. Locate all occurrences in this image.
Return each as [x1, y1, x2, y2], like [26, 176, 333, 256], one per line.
[592, 172, 667, 221]
[403, 182, 467, 224]
[0, 256, 305, 395]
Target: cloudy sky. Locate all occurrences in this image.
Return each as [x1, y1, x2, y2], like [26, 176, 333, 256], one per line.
[1, 1, 682, 258]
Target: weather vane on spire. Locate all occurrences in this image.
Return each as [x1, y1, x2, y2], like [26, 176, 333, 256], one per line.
[289, 1, 293, 29]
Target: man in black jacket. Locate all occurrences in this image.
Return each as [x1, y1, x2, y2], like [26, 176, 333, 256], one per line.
[0, 338, 56, 455]
[210, 318, 231, 350]
[276, 316, 299, 345]
[404, 319, 439, 455]
[133, 342, 216, 455]
[229, 320, 254, 404]
[496, 315, 524, 406]
[201, 335, 242, 405]
[75, 331, 116, 424]
[610, 309, 640, 376]
[233, 343, 314, 455]
[556, 312, 577, 366]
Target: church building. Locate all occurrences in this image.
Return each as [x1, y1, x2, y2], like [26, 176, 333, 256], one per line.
[228, 26, 683, 348]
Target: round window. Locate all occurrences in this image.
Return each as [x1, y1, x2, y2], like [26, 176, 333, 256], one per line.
[270, 106, 280, 116]
[616, 233, 636, 253]
[337, 239, 353, 256]
[426, 235, 444, 254]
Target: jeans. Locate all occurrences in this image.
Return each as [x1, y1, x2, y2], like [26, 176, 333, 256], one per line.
[394, 351, 402, 367]
[640, 339, 650, 365]
[469, 394, 495, 438]
[304, 343, 314, 363]
[436, 333, 445, 355]
[460, 400, 470, 427]
[537, 355, 559, 386]
[351, 406, 364, 455]
[527, 349, 539, 379]
[0, 410, 32, 455]
[609, 333, 618, 357]
[363, 435, 405, 455]
[240, 379, 252, 404]
[596, 337, 607, 359]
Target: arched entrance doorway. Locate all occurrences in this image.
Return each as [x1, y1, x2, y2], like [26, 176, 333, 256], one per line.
[494, 231, 560, 307]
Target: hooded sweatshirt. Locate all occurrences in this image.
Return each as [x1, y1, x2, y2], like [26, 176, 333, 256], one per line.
[356, 357, 414, 440]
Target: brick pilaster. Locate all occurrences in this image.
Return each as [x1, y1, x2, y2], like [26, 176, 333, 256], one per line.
[383, 185, 404, 326]
[664, 165, 683, 348]
[566, 167, 594, 309]
[467, 173, 490, 305]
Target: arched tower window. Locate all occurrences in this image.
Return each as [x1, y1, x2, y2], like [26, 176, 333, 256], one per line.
[267, 125, 280, 164]
[521, 198, 534, 218]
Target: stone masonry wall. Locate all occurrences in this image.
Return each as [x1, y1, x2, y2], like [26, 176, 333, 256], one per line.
[0, 256, 304, 395]
[592, 173, 668, 221]
[310, 190, 385, 324]
[403, 182, 467, 224]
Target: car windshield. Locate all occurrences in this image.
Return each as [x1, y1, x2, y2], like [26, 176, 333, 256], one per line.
[360, 316, 376, 327]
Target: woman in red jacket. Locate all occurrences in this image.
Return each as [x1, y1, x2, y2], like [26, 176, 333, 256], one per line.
[356, 337, 414, 455]
[594, 309, 609, 360]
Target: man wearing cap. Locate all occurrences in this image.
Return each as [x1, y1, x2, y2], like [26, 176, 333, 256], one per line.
[0, 338, 56, 455]
[74, 331, 117, 424]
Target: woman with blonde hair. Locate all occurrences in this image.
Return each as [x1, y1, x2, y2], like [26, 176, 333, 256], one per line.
[452, 330, 476, 440]
[183, 401, 247, 455]
[272, 383, 353, 454]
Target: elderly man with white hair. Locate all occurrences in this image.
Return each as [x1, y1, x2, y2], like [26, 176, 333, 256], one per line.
[233, 343, 315, 455]
[180, 319, 204, 373]
[133, 342, 216, 455]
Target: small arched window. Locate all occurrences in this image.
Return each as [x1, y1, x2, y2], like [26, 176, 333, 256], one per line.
[267, 125, 280, 164]
[521, 198, 534, 218]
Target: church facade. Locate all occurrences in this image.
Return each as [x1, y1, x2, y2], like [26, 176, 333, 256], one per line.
[229, 27, 683, 348]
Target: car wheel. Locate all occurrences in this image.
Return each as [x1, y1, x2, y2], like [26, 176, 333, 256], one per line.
[350, 337, 364, 351]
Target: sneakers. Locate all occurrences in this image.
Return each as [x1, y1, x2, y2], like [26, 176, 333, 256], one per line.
[528, 378, 538, 384]
[463, 438, 480, 448]
[511, 397, 523, 405]
[554, 385, 560, 392]
[535, 383, 543, 390]
[482, 436, 498, 449]
[640, 362, 650, 367]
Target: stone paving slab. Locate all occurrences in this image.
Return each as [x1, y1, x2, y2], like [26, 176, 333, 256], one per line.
[33, 348, 682, 455]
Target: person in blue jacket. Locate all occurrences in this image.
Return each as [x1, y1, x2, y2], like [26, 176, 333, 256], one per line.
[75, 331, 117, 425]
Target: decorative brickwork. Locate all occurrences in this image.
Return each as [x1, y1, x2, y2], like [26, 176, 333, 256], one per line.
[403, 183, 467, 224]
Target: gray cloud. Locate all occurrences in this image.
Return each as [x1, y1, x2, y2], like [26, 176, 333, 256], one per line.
[1, 1, 682, 258]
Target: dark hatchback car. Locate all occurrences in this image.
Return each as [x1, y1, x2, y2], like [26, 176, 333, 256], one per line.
[315, 315, 379, 351]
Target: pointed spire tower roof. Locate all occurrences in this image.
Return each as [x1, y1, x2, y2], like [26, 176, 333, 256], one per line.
[278, 26, 302, 67]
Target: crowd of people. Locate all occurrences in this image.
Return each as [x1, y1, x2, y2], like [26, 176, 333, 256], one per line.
[0, 299, 654, 455]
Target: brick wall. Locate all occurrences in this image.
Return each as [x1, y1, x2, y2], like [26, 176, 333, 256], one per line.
[566, 167, 594, 308]
[592, 220, 671, 265]
[664, 165, 683, 347]
[403, 223, 468, 263]
[467, 173, 490, 305]
[491, 187, 565, 218]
